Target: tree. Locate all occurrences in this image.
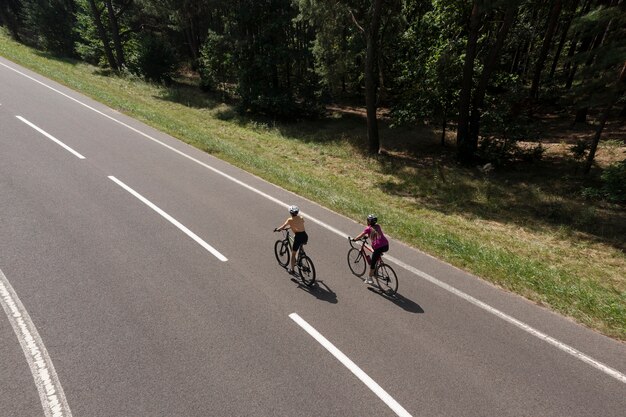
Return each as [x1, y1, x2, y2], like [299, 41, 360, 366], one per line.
[583, 62, 626, 174]
[456, 0, 483, 163]
[364, 0, 384, 154]
[76, 0, 135, 70]
[83, 0, 119, 69]
[529, 0, 563, 100]
[0, 0, 22, 41]
[20, 0, 77, 56]
[469, 0, 520, 151]
[104, 0, 127, 68]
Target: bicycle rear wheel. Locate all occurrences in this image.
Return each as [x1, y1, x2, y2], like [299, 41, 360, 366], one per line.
[347, 248, 367, 277]
[375, 263, 398, 295]
[274, 240, 290, 267]
[298, 255, 316, 286]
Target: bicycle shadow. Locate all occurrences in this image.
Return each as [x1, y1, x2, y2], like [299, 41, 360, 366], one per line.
[290, 278, 338, 304]
[367, 287, 424, 314]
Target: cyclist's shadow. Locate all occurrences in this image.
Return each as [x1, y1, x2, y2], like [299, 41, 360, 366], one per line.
[291, 278, 338, 304]
[367, 287, 424, 314]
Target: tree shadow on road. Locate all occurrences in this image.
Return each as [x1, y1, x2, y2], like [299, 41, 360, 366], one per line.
[291, 278, 338, 304]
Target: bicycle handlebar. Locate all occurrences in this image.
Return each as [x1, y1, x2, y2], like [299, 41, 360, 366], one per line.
[348, 236, 368, 249]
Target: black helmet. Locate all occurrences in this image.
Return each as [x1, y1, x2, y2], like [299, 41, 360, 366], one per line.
[367, 214, 377, 225]
[289, 205, 300, 215]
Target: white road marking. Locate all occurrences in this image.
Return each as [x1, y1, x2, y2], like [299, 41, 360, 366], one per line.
[2, 59, 624, 385]
[290, 313, 412, 417]
[0, 268, 73, 417]
[388, 257, 626, 384]
[108, 176, 228, 262]
[16, 116, 86, 159]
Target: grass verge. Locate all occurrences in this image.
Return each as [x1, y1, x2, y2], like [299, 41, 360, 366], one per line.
[1, 32, 624, 340]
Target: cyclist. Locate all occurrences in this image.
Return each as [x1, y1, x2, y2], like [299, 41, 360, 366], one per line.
[352, 214, 389, 284]
[274, 205, 308, 274]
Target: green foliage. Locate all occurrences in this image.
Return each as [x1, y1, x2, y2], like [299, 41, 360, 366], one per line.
[198, 30, 234, 91]
[599, 160, 626, 203]
[231, 0, 321, 118]
[20, 0, 76, 56]
[74, 0, 104, 65]
[567, 4, 626, 109]
[296, 0, 366, 98]
[569, 139, 589, 161]
[582, 160, 626, 203]
[389, 0, 465, 125]
[477, 71, 543, 165]
[127, 33, 178, 83]
[0, 0, 23, 40]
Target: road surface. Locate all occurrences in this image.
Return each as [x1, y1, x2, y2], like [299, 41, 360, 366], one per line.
[1, 57, 624, 417]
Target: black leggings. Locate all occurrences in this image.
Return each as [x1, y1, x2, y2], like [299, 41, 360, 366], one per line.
[370, 245, 389, 268]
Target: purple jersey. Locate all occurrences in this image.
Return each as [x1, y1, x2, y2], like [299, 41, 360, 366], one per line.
[364, 225, 388, 249]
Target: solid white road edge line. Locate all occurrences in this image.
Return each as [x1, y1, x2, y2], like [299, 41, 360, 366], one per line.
[108, 176, 228, 262]
[0, 268, 73, 417]
[387, 257, 626, 385]
[2, 60, 624, 384]
[16, 116, 86, 159]
[289, 313, 412, 417]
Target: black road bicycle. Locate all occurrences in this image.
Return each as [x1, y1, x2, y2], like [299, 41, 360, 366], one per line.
[274, 229, 316, 286]
[347, 237, 398, 295]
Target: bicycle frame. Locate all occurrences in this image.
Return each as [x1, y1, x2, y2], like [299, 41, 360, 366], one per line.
[275, 228, 316, 286]
[280, 229, 294, 249]
[279, 229, 306, 259]
[347, 236, 397, 295]
[348, 237, 380, 266]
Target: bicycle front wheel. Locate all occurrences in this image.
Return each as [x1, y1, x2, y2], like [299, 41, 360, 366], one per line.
[347, 248, 367, 277]
[274, 240, 290, 267]
[298, 255, 316, 286]
[375, 263, 398, 295]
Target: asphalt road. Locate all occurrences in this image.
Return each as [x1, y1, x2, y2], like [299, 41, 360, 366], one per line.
[1, 56, 625, 417]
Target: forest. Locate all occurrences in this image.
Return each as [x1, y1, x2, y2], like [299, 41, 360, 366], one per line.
[1, 1, 624, 188]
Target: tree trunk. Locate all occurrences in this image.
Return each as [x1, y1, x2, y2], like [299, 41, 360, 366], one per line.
[456, 1, 483, 163]
[583, 62, 626, 174]
[469, 2, 518, 149]
[441, 107, 447, 147]
[86, 0, 118, 71]
[583, 105, 610, 174]
[511, 42, 522, 73]
[530, 0, 563, 100]
[365, 0, 384, 154]
[574, 107, 588, 124]
[548, 21, 569, 80]
[563, 35, 578, 84]
[563, 0, 593, 85]
[104, 0, 125, 68]
[183, 4, 199, 61]
[566, 32, 594, 89]
[549, 0, 580, 80]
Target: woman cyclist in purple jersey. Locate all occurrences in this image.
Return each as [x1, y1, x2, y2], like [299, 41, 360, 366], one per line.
[352, 214, 389, 284]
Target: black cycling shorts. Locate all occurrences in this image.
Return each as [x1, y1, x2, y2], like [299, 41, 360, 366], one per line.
[293, 231, 308, 253]
[371, 245, 389, 268]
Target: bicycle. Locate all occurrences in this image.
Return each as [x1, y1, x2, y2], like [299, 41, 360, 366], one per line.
[347, 236, 398, 295]
[274, 229, 316, 286]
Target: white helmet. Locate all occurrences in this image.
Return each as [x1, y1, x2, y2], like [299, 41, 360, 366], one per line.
[289, 205, 299, 215]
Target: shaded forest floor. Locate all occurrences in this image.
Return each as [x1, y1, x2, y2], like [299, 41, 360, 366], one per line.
[285, 100, 626, 252]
